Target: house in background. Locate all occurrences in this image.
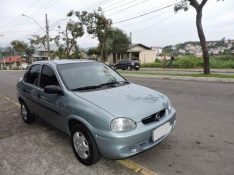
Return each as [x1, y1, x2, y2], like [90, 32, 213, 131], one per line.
[108, 43, 156, 64]
[151, 46, 162, 56]
[0, 56, 26, 69]
[32, 44, 59, 61]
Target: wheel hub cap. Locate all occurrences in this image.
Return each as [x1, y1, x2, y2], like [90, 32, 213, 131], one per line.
[73, 132, 89, 159]
[21, 105, 27, 120]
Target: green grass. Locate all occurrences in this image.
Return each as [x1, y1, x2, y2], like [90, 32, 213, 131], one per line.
[142, 55, 234, 69]
[118, 70, 234, 79]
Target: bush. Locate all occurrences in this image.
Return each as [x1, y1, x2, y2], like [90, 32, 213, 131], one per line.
[210, 59, 234, 69]
[142, 62, 162, 68]
[172, 55, 203, 68]
[141, 55, 234, 69]
[211, 54, 234, 60]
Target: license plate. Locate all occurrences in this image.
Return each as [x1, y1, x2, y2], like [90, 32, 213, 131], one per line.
[152, 122, 172, 142]
[136, 66, 139, 67]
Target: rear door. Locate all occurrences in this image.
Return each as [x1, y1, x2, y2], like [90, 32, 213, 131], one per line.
[36, 64, 67, 131]
[22, 64, 41, 114]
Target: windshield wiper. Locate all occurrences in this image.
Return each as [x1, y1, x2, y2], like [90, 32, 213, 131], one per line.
[122, 81, 130, 84]
[98, 81, 120, 87]
[71, 81, 120, 91]
[71, 85, 101, 91]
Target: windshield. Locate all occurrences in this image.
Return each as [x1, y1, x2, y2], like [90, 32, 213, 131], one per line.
[57, 62, 126, 90]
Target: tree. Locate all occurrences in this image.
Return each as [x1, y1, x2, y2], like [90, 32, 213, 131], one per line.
[87, 47, 100, 57]
[11, 40, 28, 53]
[52, 21, 84, 59]
[10, 40, 34, 63]
[68, 8, 112, 62]
[29, 35, 47, 51]
[175, 0, 213, 74]
[106, 27, 130, 59]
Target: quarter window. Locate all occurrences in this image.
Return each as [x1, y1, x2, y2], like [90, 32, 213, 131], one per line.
[25, 64, 40, 86]
[40, 65, 59, 89]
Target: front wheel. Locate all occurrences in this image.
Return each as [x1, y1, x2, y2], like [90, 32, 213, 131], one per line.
[71, 123, 101, 166]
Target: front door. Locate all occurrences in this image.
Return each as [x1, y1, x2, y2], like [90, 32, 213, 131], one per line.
[37, 64, 66, 132]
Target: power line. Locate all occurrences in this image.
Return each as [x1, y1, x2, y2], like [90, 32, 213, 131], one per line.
[133, 13, 175, 33]
[3, 1, 57, 31]
[108, 0, 150, 16]
[102, 0, 126, 9]
[78, 0, 97, 11]
[113, 1, 182, 24]
[0, 0, 41, 28]
[0, 28, 42, 33]
[88, 0, 109, 11]
[104, 0, 136, 12]
[117, 10, 167, 27]
[31, 0, 59, 17]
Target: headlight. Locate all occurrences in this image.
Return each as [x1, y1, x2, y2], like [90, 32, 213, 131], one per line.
[168, 99, 172, 112]
[111, 118, 136, 132]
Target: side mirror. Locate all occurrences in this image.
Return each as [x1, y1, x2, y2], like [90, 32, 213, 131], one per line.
[44, 85, 64, 96]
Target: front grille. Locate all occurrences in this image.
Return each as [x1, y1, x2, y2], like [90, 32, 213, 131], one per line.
[141, 109, 166, 124]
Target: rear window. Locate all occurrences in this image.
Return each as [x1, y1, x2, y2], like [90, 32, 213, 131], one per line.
[25, 64, 41, 86]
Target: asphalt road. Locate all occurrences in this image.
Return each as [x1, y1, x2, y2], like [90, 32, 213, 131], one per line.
[0, 70, 234, 175]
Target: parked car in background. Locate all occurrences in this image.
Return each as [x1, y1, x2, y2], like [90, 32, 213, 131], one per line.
[114, 59, 140, 70]
[16, 60, 176, 165]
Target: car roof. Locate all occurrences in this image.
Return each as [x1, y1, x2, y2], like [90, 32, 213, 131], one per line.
[33, 59, 97, 66]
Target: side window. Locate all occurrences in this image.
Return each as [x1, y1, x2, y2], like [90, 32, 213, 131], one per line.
[40, 65, 59, 89]
[25, 64, 40, 86]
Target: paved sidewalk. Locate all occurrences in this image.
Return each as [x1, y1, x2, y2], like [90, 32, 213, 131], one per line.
[0, 95, 137, 175]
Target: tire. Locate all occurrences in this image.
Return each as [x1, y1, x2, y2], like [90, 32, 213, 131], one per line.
[71, 123, 101, 166]
[127, 66, 131, 70]
[20, 102, 35, 124]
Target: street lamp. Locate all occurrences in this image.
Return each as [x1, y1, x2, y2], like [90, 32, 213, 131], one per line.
[21, 13, 50, 60]
[21, 14, 45, 32]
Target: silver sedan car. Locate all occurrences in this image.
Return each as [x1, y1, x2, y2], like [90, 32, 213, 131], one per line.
[17, 60, 176, 165]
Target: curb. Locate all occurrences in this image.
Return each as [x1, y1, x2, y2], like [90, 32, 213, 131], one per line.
[122, 74, 234, 83]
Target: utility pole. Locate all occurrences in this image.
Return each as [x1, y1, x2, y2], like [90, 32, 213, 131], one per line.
[0, 35, 6, 68]
[45, 14, 50, 60]
[129, 32, 132, 60]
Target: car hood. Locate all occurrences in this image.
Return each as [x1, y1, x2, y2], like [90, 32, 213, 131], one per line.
[74, 83, 168, 122]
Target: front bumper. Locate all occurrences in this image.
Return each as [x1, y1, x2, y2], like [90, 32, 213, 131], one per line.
[94, 108, 176, 159]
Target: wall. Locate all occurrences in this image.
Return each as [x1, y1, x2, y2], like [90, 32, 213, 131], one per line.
[139, 50, 156, 63]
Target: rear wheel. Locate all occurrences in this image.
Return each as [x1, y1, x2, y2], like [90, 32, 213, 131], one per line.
[20, 102, 35, 124]
[71, 123, 101, 166]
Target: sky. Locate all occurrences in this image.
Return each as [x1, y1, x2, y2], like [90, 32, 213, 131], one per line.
[0, 0, 234, 48]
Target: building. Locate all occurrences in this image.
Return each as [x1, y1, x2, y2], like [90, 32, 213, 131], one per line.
[0, 56, 26, 69]
[108, 43, 156, 64]
[151, 46, 162, 55]
[32, 44, 59, 61]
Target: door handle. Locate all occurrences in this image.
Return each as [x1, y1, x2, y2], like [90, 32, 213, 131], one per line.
[37, 93, 46, 100]
[40, 96, 46, 100]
